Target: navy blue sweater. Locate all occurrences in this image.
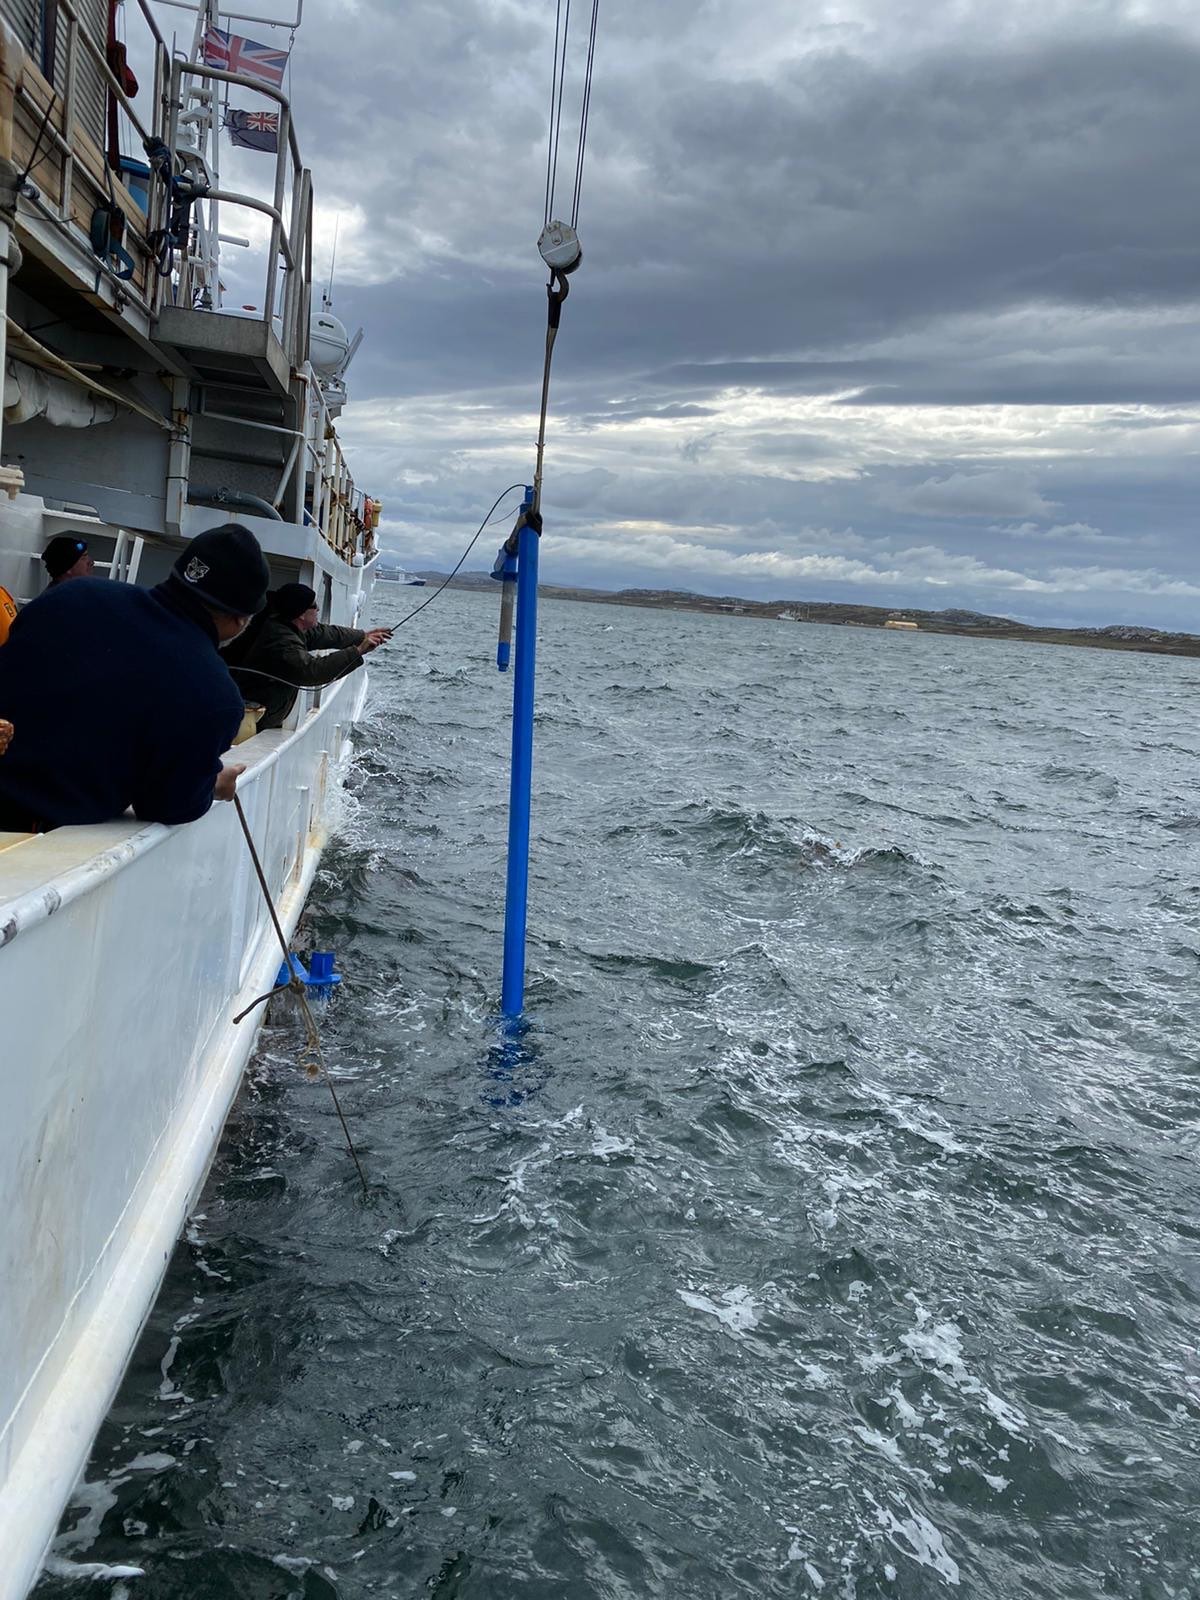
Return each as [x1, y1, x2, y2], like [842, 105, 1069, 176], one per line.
[0, 578, 244, 827]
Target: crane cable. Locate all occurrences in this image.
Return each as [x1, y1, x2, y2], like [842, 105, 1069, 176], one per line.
[544, 0, 600, 229]
[533, 0, 600, 510]
[570, 0, 600, 229]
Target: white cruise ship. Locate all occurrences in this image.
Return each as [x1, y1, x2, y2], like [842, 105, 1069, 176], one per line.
[0, 1, 381, 1589]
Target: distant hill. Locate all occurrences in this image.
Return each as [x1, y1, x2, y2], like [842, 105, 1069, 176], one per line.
[395, 572, 1200, 657]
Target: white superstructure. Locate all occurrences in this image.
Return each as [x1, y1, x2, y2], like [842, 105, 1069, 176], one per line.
[0, 1, 382, 1588]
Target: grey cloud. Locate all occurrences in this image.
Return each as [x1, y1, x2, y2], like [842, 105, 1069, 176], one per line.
[884, 471, 1060, 520]
[282, 1, 1200, 627]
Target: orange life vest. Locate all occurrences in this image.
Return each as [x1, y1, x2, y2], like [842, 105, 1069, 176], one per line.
[0, 585, 17, 647]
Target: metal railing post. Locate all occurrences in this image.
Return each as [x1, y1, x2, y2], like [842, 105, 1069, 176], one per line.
[61, 15, 78, 224]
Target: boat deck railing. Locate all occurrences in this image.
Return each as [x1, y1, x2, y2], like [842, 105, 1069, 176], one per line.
[162, 55, 311, 365]
[1, 0, 374, 567]
[5, 0, 311, 353]
[7, 0, 170, 324]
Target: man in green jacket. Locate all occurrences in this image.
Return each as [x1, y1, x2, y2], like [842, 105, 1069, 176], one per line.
[225, 583, 391, 730]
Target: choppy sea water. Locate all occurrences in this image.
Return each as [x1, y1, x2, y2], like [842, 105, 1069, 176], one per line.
[37, 592, 1200, 1599]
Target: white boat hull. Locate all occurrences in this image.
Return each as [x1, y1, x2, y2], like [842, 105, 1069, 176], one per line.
[0, 668, 367, 1596]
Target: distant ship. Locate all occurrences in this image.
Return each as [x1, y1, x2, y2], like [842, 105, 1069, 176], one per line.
[376, 566, 427, 585]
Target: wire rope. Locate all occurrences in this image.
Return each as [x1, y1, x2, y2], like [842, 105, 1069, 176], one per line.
[543, 0, 565, 225]
[545, 0, 572, 225]
[570, 0, 600, 228]
[385, 483, 528, 631]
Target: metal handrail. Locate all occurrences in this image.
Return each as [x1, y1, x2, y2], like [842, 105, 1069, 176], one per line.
[166, 58, 302, 333]
[11, 0, 171, 315]
[200, 189, 295, 268]
[167, 60, 302, 168]
[133, 0, 170, 51]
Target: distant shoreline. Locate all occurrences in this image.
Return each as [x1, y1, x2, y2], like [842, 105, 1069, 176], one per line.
[387, 570, 1200, 658]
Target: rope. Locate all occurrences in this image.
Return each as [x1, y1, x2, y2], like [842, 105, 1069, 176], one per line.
[221, 485, 526, 702]
[532, 293, 562, 511]
[544, 0, 571, 225]
[543, 0, 564, 225]
[543, 0, 600, 229]
[534, 0, 600, 504]
[16, 89, 57, 190]
[379, 484, 527, 629]
[570, 0, 600, 228]
[231, 793, 370, 1199]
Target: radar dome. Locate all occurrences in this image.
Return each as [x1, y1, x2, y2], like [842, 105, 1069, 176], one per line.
[309, 312, 350, 377]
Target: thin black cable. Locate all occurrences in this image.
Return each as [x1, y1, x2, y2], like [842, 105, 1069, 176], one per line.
[232, 794, 369, 1198]
[383, 483, 527, 631]
[544, 0, 564, 226]
[229, 488, 529, 696]
[570, 0, 600, 228]
[17, 90, 57, 188]
[547, 0, 572, 222]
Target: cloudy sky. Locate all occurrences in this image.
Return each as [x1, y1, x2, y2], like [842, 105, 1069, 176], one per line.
[228, 0, 1198, 626]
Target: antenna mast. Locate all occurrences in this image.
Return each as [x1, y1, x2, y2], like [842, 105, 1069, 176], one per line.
[323, 214, 340, 310]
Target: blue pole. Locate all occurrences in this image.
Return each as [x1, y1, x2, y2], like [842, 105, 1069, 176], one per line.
[501, 487, 538, 1016]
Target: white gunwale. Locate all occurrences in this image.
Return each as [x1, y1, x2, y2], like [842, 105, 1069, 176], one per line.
[0, 669, 368, 1597]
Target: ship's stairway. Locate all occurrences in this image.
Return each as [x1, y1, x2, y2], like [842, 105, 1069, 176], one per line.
[0, 0, 366, 564]
[185, 374, 307, 525]
[156, 308, 293, 399]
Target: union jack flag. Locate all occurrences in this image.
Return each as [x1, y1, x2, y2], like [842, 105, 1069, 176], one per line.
[224, 107, 279, 152]
[201, 26, 288, 88]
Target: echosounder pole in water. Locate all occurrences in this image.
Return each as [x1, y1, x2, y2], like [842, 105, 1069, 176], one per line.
[499, 486, 539, 1016]
[495, 221, 581, 1017]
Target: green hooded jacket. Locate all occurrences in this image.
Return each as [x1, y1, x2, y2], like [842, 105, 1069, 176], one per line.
[226, 614, 364, 729]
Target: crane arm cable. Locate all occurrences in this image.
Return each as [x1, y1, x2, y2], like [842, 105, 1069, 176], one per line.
[544, 0, 571, 226]
[570, 0, 600, 228]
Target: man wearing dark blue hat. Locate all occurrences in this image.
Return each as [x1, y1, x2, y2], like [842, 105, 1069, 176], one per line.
[0, 523, 269, 831]
[42, 534, 95, 586]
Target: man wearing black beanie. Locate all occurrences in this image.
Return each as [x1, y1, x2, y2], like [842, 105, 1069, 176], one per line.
[0, 523, 269, 831]
[42, 534, 94, 585]
[224, 581, 391, 730]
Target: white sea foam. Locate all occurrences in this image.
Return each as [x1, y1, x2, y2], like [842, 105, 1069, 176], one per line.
[852, 1425, 906, 1466]
[40, 1558, 146, 1583]
[873, 1498, 960, 1586]
[982, 1389, 1028, 1436]
[886, 1385, 924, 1428]
[1046, 1426, 1088, 1455]
[589, 1128, 634, 1159]
[901, 1305, 1027, 1437]
[156, 1335, 191, 1404]
[679, 1285, 762, 1338]
[902, 1314, 967, 1378]
[52, 1476, 120, 1555]
[184, 1220, 230, 1282]
[797, 1361, 834, 1390]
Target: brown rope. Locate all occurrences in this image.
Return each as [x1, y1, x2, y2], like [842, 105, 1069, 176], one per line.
[233, 793, 369, 1198]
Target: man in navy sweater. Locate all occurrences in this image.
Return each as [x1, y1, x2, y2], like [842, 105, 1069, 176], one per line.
[0, 523, 269, 832]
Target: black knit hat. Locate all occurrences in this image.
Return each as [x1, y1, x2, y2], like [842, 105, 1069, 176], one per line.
[269, 582, 318, 621]
[43, 534, 89, 581]
[171, 523, 269, 615]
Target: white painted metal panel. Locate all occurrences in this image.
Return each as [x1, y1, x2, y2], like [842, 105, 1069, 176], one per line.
[0, 668, 368, 1598]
